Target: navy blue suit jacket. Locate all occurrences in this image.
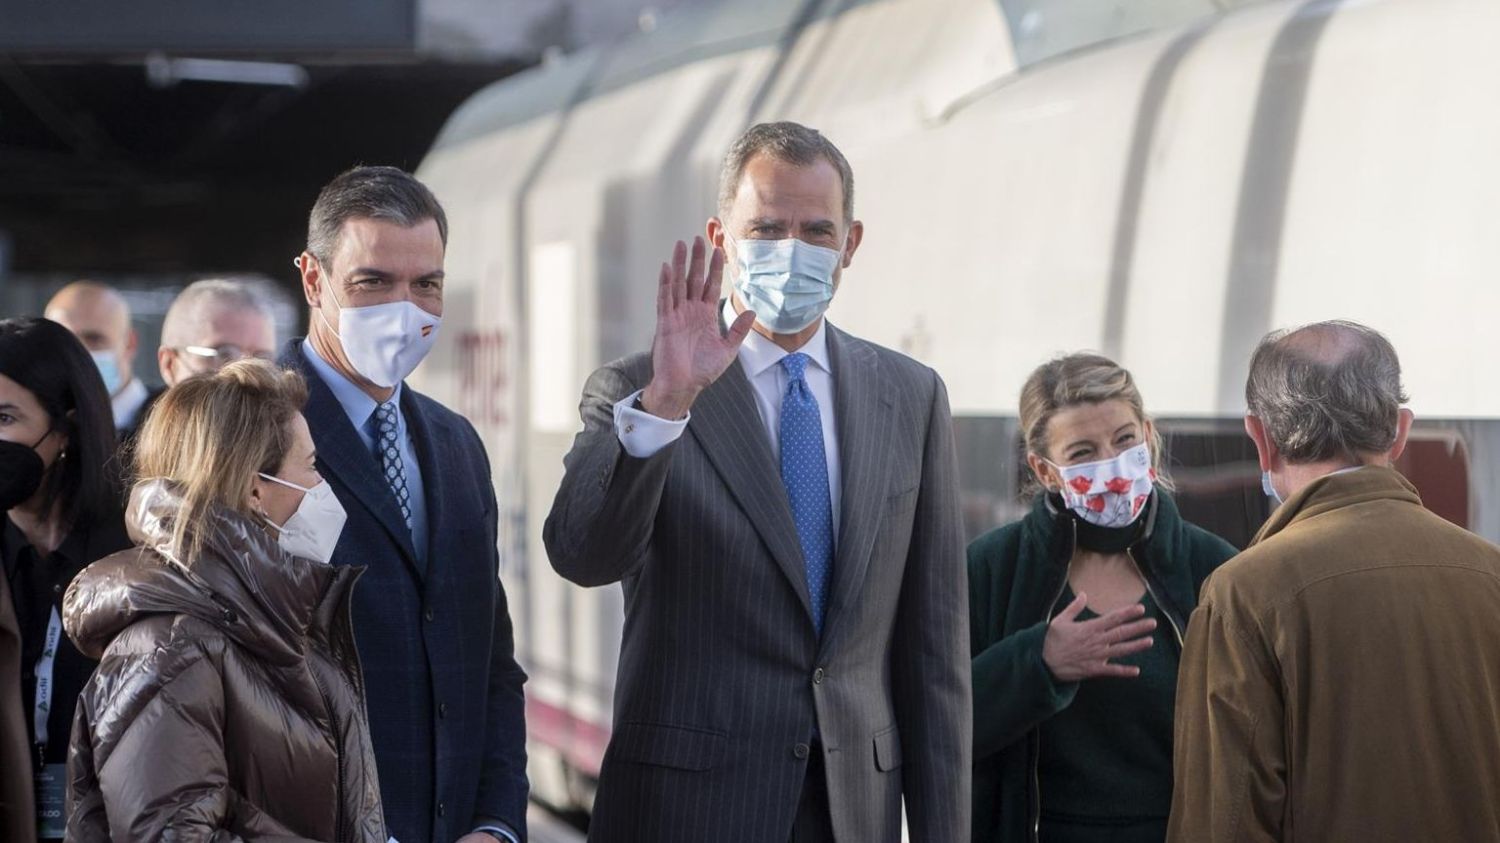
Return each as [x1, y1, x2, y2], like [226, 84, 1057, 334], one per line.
[283, 341, 529, 842]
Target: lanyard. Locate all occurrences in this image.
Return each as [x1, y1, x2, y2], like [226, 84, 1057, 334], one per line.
[33, 605, 61, 763]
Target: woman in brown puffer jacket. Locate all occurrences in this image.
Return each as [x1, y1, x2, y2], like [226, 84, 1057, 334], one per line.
[61, 360, 387, 842]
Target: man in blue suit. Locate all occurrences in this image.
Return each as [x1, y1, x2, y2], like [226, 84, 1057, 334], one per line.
[280, 166, 528, 843]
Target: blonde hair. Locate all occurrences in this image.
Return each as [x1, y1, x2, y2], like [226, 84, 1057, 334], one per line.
[1018, 352, 1170, 495]
[133, 360, 308, 560]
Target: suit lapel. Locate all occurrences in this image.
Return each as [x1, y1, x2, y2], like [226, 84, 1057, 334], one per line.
[688, 359, 815, 627]
[287, 343, 422, 573]
[819, 325, 894, 652]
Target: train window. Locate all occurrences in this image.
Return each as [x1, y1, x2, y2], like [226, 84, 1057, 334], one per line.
[953, 415, 1025, 540]
[1393, 429, 1469, 530]
[529, 241, 580, 433]
[955, 416, 1482, 552]
[1160, 421, 1477, 547]
[1156, 419, 1267, 550]
[955, 415, 1270, 547]
[1429, 420, 1500, 545]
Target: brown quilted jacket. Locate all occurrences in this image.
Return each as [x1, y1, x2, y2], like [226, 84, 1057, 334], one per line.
[61, 480, 387, 842]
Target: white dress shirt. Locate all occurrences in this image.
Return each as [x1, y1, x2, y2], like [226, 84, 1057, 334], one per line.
[300, 340, 430, 561]
[613, 301, 842, 532]
[111, 376, 150, 431]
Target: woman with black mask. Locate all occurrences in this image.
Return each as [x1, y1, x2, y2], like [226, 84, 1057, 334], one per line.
[968, 353, 1238, 843]
[0, 317, 128, 843]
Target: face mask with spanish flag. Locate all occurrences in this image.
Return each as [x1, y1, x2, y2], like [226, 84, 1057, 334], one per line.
[1047, 442, 1156, 529]
[321, 298, 441, 389]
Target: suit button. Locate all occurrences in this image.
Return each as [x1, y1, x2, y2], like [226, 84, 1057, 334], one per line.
[812, 668, 825, 685]
[437, 801, 446, 818]
[439, 703, 449, 718]
[424, 608, 435, 623]
[793, 743, 809, 760]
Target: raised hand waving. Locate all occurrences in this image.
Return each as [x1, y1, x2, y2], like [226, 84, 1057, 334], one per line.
[639, 236, 757, 419]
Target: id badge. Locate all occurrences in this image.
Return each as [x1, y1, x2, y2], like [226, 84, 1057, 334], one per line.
[36, 763, 65, 839]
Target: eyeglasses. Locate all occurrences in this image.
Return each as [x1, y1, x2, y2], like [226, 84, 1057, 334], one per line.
[176, 345, 277, 368]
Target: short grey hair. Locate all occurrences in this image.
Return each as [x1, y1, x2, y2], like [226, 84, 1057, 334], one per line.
[717, 122, 855, 225]
[306, 165, 448, 270]
[1245, 320, 1410, 463]
[161, 277, 280, 348]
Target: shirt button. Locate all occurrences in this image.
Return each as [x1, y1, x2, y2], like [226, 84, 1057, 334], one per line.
[624, 423, 635, 434]
[424, 608, 435, 623]
[439, 703, 449, 718]
[793, 743, 809, 760]
[812, 668, 825, 685]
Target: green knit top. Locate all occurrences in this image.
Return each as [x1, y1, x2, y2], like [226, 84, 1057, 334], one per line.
[1035, 586, 1177, 839]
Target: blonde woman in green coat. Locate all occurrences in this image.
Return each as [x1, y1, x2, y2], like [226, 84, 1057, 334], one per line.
[968, 354, 1236, 843]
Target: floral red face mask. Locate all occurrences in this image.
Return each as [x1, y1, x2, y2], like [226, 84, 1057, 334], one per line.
[1046, 442, 1156, 528]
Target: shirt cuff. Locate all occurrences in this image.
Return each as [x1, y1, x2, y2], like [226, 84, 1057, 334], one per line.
[473, 823, 520, 843]
[613, 389, 689, 458]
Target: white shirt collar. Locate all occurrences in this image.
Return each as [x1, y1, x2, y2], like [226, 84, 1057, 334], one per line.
[300, 338, 403, 435]
[111, 377, 150, 429]
[722, 299, 832, 379]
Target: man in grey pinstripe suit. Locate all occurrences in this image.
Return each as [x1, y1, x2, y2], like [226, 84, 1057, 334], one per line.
[545, 122, 971, 842]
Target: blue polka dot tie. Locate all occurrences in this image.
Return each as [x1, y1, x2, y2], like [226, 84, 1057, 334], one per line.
[778, 352, 834, 635]
[375, 401, 412, 531]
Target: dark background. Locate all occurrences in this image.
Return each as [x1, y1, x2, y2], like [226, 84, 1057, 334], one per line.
[0, 0, 417, 52]
[0, 59, 524, 280]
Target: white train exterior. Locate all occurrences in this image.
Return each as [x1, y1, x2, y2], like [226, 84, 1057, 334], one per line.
[409, 0, 1500, 813]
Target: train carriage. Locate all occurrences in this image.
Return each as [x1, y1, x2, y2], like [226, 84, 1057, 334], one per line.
[409, 0, 1500, 814]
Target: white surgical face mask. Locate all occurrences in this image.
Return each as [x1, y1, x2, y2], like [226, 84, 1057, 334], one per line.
[1047, 442, 1156, 528]
[90, 350, 123, 396]
[318, 287, 441, 389]
[257, 473, 347, 565]
[1262, 471, 1284, 507]
[729, 235, 842, 334]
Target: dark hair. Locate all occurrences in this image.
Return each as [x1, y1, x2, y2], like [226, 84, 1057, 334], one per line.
[718, 122, 856, 225]
[306, 165, 448, 270]
[0, 318, 120, 528]
[1245, 320, 1409, 463]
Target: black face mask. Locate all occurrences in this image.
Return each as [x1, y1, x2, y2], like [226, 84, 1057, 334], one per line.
[1072, 511, 1148, 554]
[1050, 490, 1152, 554]
[0, 432, 52, 511]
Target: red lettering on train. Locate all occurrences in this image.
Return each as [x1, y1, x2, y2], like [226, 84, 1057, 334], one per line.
[458, 330, 510, 428]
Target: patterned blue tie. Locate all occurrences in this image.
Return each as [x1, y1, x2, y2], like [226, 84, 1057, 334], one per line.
[778, 352, 834, 635]
[374, 401, 412, 531]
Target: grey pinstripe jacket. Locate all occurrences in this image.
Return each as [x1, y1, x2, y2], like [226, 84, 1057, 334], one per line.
[544, 321, 972, 842]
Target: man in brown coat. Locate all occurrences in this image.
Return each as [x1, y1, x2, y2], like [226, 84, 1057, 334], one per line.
[1169, 320, 1500, 842]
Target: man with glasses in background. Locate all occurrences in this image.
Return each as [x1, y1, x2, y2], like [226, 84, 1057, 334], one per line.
[157, 278, 280, 387]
